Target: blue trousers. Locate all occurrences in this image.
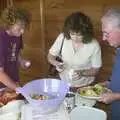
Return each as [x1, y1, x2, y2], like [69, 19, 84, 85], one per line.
[111, 101, 120, 120]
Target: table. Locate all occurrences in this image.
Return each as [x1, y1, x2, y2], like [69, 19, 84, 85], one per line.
[21, 103, 70, 120]
[0, 93, 97, 120]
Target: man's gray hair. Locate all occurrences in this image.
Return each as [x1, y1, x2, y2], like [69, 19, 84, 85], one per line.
[102, 8, 120, 28]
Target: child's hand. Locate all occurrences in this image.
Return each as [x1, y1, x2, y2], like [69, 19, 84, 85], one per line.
[20, 59, 31, 69]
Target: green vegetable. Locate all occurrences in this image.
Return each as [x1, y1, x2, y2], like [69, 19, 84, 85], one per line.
[93, 84, 104, 95]
[79, 84, 106, 97]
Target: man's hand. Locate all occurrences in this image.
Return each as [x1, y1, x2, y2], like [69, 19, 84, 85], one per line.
[98, 93, 120, 104]
[98, 81, 110, 88]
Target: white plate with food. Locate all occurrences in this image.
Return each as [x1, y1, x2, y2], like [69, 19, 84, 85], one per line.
[77, 84, 112, 100]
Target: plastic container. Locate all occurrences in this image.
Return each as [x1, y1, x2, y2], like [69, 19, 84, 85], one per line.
[19, 78, 69, 113]
[21, 103, 69, 120]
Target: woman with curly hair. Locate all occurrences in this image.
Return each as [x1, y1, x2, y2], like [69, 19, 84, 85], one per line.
[48, 12, 102, 89]
[0, 6, 31, 90]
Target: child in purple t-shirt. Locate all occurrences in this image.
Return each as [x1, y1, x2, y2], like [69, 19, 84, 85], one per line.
[0, 6, 31, 91]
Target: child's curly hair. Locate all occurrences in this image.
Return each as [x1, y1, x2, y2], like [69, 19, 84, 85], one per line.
[0, 6, 31, 29]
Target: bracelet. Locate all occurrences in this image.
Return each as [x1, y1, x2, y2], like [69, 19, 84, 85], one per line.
[80, 70, 92, 76]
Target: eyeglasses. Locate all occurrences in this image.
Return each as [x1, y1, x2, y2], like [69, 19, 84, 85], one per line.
[102, 31, 112, 40]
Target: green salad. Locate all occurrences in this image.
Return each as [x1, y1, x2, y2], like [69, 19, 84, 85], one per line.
[79, 84, 106, 97]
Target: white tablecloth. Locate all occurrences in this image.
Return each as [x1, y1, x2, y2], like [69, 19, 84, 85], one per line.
[0, 93, 96, 120]
[21, 104, 70, 120]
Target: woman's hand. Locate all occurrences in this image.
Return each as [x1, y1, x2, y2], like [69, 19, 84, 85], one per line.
[55, 62, 65, 72]
[69, 69, 81, 81]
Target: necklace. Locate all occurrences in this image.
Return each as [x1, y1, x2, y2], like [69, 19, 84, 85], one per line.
[72, 42, 84, 53]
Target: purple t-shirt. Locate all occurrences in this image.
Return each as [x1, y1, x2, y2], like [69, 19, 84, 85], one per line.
[0, 30, 23, 87]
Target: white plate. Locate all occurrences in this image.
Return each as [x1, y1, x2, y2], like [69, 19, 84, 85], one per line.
[78, 87, 112, 100]
[75, 93, 96, 106]
[79, 94, 102, 100]
[70, 106, 107, 120]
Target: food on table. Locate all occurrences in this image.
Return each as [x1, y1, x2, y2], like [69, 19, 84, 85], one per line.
[80, 88, 98, 96]
[93, 84, 104, 95]
[0, 102, 4, 107]
[30, 94, 50, 100]
[0, 88, 24, 106]
[79, 84, 111, 97]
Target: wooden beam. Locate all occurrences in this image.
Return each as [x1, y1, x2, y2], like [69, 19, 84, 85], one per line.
[40, 0, 47, 76]
[7, 0, 13, 7]
[40, 0, 45, 47]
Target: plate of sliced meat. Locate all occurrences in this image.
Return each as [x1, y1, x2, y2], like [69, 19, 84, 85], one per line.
[0, 88, 24, 106]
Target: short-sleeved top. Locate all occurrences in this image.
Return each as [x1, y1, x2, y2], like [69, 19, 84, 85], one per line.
[110, 48, 120, 92]
[49, 33, 102, 86]
[109, 48, 120, 119]
[0, 30, 23, 87]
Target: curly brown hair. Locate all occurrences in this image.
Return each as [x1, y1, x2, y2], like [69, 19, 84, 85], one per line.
[0, 6, 31, 29]
[63, 12, 94, 43]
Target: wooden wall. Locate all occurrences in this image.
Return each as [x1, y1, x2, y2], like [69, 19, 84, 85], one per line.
[13, 0, 120, 83]
[0, 0, 13, 14]
[14, 0, 47, 83]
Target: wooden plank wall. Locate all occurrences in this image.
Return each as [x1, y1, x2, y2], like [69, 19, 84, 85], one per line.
[13, 0, 47, 84]
[13, 0, 120, 83]
[0, 0, 13, 14]
[45, 0, 117, 81]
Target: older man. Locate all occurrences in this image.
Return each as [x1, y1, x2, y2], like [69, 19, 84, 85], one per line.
[99, 8, 120, 120]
